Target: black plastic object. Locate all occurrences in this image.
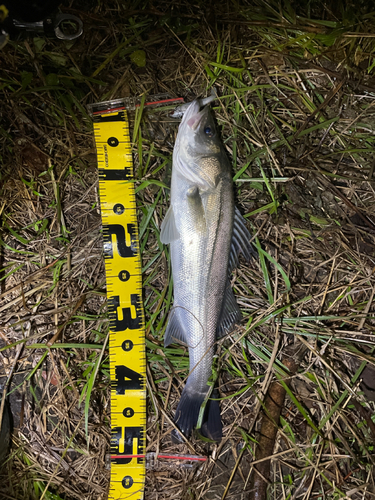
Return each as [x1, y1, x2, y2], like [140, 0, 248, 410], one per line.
[0, 1, 83, 44]
[2, 0, 61, 23]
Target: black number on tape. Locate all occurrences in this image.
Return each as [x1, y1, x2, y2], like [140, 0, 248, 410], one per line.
[108, 294, 142, 331]
[108, 137, 119, 147]
[103, 224, 137, 259]
[113, 203, 125, 214]
[111, 426, 144, 465]
[118, 270, 130, 282]
[113, 365, 143, 394]
[122, 476, 133, 489]
[98, 168, 131, 180]
[123, 407, 134, 418]
[122, 340, 133, 351]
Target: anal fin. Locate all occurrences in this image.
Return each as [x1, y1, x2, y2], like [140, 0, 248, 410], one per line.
[164, 309, 187, 347]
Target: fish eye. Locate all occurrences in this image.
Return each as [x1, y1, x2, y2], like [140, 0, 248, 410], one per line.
[204, 126, 214, 137]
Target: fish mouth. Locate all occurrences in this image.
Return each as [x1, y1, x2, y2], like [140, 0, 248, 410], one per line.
[183, 101, 209, 131]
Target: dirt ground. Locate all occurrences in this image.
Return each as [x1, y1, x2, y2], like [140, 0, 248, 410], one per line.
[1, 1, 375, 499]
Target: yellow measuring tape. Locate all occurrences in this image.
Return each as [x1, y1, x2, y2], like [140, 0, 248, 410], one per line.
[92, 100, 146, 500]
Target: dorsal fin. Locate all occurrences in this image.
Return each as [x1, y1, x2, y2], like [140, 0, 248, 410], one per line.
[228, 207, 256, 272]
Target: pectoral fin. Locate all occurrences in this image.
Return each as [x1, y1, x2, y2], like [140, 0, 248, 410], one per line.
[228, 207, 256, 272]
[187, 186, 206, 233]
[216, 279, 242, 338]
[160, 206, 179, 244]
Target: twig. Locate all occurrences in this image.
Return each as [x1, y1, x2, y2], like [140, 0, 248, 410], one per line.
[247, 344, 307, 500]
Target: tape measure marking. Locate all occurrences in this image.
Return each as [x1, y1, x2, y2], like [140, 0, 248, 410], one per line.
[93, 105, 146, 500]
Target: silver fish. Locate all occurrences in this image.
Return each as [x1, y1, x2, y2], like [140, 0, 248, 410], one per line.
[160, 100, 253, 441]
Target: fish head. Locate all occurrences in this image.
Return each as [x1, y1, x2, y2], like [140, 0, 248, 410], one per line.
[174, 100, 223, 189]
[179, 100, 221, 155]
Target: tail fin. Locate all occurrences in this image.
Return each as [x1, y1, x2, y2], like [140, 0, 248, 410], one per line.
[171, 387, 222, 443]
[201, 391, 222, 441]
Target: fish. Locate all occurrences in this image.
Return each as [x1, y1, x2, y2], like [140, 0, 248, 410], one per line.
[170, 88, 217, 118]
[160, 100, 254, 442]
